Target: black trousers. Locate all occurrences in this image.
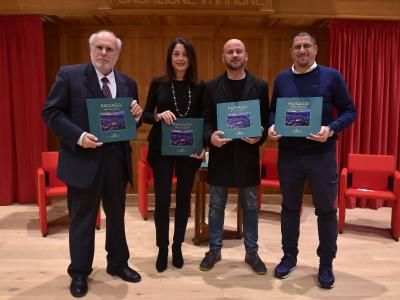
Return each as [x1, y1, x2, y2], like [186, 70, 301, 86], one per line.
[67, 147, 129, 279]
[278, 150, 338, 264]
[151, 155, 200, 248]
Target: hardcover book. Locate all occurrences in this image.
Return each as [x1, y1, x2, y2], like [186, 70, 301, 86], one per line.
[161, 118, 203, 156]
[87, 97, 136, 143]
[275, 97, 323, 137]
[217, 99, 262, 139]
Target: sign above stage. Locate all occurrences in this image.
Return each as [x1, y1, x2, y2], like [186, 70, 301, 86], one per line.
[1, 0, 399, 20]
[108, 0, 273, 11]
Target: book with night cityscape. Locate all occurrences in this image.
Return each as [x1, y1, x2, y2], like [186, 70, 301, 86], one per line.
[217, 99, 261, 139]
[100, 111, 126, 131]
[275, 97, 322, 137]
[87, 97, 136, 143]
[161, 118, 203, 156]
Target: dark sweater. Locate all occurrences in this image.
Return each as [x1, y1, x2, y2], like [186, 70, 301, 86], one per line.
[270, 65, 356, 154]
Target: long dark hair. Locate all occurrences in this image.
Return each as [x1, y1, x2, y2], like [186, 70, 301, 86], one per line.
[164, 37, 198, 84]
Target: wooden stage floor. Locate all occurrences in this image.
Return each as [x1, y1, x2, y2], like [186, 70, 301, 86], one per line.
[0, 195, 399, 300]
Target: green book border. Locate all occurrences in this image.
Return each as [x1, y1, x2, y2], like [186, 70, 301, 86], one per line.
[87, 97, 136, 143]
[217, 99, 262, 139]
[161, 118, 203, 156]
[275, 97, 323, 137]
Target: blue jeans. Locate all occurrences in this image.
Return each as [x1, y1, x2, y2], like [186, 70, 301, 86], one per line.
[208, 185, 259, 253]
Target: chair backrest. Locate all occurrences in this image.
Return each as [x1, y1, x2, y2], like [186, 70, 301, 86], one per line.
[261, 148, 279, 180]
[139, 147, 153, 180]
[42, 151, 65, 188]
[347, 153, 395, 191]
[139, 146, 177, 180]
[140, 147, 148, 161]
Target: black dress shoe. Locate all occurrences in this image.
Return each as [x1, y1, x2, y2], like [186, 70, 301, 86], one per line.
[70, 277, 88, 298]
[107, 266, 141, 283]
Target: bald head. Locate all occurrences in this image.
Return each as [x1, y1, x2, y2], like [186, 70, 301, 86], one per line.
[223, 39, 245, 53]
[222, 39, 248, 73]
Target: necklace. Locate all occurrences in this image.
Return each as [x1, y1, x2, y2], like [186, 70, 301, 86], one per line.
[171, 80, 192, 118]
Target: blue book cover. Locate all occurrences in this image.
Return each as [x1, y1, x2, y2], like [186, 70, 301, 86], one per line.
[161, 118, 203, 156]
[217, 99, 261, 139]
[275, 97, 323, 137]
[87, 97, 136, 143]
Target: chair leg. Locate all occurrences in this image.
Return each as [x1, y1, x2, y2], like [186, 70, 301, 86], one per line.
[138, 190, 149, 221]
[338, 196, 346, 234]
[39, 197, 48, 237]
[391, 201, 400, 241]
[137, 166, 149, 220]
[257, 185, 262, 209]
[188, 196, 192, 217]
[237, 198, 243, 235]
[96, 208, 101, 230]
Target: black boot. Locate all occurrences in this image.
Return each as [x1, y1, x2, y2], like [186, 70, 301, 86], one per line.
[156, 247, 168, 272]
[172, 244, 184, 268]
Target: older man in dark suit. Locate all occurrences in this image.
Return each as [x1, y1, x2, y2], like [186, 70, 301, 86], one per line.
[43, 30, 142, 298]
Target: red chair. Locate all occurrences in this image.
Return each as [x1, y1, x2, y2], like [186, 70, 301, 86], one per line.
[257, 148, 280, 208]
[338, 153, 400, 241]
[37, 151, 101, 237]
[137, 147, 178, 220]
[257, 147, 304, 214]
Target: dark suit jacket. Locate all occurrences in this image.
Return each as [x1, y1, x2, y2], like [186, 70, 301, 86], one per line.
[202, 70, 269, 188]
[42, 63, 139, 189]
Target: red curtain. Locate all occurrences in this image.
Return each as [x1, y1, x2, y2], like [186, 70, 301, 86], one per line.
[329, 20, 400, 209]
[0, 16, 47, 205]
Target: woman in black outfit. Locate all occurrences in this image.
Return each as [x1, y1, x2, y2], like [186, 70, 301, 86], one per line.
[143, 38, 204, 272]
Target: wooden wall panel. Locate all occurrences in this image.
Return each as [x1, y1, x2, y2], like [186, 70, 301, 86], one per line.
[118, 36, 158, 140]
[189, 38, 214, 81]
[44, 23, 329, 192]
[268, 30, 292, 85]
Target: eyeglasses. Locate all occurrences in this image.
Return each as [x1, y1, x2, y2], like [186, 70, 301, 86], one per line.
[292, 43, 314, 51]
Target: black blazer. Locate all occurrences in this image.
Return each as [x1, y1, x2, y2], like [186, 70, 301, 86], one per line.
[42, 63, 140, 189]
[142, 76, 205, 166]
[202, 71, 269, 188]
